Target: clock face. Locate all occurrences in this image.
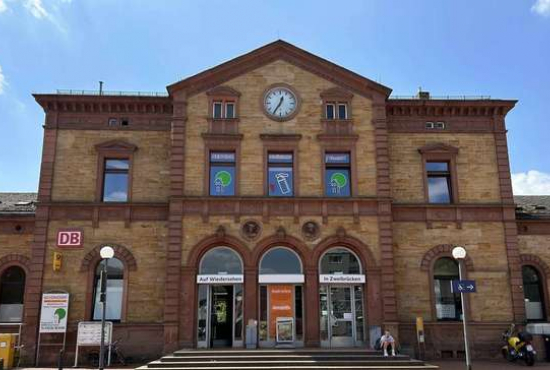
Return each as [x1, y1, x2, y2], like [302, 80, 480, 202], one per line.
[263, 86, 298, 120]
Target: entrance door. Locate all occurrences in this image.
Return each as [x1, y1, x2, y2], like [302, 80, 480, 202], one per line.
[329, 286, 354, 347]
[210, 285, 233, 348]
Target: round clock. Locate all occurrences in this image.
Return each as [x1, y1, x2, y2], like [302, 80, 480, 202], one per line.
[262, 84, 300, 121]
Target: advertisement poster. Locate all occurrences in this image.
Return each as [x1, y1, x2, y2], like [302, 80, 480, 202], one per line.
[39, 293, 69, 333]
[269, 285, 293, 340]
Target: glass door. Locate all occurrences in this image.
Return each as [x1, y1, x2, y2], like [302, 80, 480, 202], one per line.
[196, 284, 243, 348]
[329, 286, 354, 347]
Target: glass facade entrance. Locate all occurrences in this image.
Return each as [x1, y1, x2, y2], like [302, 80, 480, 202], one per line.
[196, 247, 244, 348]
[258, 247, 304, 347]
[319, 248, 366, 347]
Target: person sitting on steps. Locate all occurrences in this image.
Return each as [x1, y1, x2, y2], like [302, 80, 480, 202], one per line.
[380, 330, 397, 357]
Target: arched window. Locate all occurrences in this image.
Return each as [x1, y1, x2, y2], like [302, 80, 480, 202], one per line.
[199, 247, 243, 275]
[433, 257, 462, 321]
[523, 265, 546, 321]
[259, 247, 302, 275]
[320, 248, 361, 275]
[0, 266, 26, 322]
[92, 258, 124, 321]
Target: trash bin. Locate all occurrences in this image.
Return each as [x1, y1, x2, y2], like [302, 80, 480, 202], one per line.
[543, 335, 550, 362]
[0, 334, 16, 369]
[245, 319, 258, 349]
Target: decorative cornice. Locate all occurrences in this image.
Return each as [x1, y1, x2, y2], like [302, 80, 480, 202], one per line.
[259, 133, 302, 142]
[320, 86, 354, 100]
[206, 85, 241, 97]
[95, 139, 138, 153]
[418, 142, 459, 155]
[387, 99, 517, 117]
[33, 94, 172, 114]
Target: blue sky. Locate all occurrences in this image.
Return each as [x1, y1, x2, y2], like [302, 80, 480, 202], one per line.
[0, 0, 549, 194]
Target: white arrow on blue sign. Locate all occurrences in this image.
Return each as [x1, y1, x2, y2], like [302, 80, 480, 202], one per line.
[452, 279, 476, 293]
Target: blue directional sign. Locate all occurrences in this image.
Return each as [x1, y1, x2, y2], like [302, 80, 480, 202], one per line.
[452, 280, 477, 293]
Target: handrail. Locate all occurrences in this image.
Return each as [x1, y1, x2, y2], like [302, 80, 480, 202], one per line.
[389, 95, 492, 100]
[54, 89, 169, 97]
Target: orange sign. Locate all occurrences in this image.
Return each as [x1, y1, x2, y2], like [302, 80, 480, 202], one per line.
[269, 285, 293, 338]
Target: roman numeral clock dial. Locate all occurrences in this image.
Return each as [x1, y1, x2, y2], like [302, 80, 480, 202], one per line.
[263, 84, 300, 121]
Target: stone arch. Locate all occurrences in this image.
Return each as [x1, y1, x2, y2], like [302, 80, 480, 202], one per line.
[520, 254, 550, 277]
[312, 231, 378, 272]
[80, 243, 137, 272]
[186, 227, 252, 269]
[0, 254, 31, 275]
[252, 227, 311, 269]
[420, 244, 474, 272]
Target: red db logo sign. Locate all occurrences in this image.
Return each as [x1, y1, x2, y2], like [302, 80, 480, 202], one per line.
[57, 230, 83, 248]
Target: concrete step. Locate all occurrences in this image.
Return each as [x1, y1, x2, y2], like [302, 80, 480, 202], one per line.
[138, 365, 438, 370]
[139, 349, 438, 370]
[160, 355, 412, 362]
[147, 358, 423, 367]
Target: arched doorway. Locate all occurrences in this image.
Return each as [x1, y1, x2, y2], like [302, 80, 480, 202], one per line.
[319, 247, 365, 347]
[0, 266, 26, 323]
[196, 247, 244, 348]
[522, 265, 546, 321]
[258, 247, 304, 347]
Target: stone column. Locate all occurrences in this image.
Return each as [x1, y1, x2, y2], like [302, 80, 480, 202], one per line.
[304, 267, 320, 347]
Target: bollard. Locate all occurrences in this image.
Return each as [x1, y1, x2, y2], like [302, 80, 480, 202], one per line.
[58, 349, 64, 370]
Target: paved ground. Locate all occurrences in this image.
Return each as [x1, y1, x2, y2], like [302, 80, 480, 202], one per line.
[429, 360, 550, 369]
[20, 361, 550, 369]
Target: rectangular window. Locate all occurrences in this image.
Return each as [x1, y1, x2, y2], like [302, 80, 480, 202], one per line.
[268, 152, 294, 196]
[210, 152, 236, 196]
[325, 153, 351, 197]
[326, 104, 335, 120]
[426, 161, 452, 203]
[102, 159, 129, 202]
[338, 103, 348, 119]
[213, 102, 223, 119]
[225, 102, 235, 118]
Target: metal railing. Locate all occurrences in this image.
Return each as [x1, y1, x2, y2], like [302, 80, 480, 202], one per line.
[389, 95, 492, 100]
[55, 89, 169, 97]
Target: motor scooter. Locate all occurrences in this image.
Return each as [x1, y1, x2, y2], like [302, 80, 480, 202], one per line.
[502, 323, 536, 366]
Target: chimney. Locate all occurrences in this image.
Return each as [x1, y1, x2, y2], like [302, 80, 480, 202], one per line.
[417, 87, 430, 100]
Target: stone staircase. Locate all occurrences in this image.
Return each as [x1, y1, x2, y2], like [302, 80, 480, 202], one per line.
[138, 349, 438, 369]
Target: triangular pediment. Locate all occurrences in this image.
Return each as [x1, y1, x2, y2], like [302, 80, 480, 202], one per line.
[95, 139, 138, 152]
[418, 143, 459, 154]
[167, 40, 392, 99]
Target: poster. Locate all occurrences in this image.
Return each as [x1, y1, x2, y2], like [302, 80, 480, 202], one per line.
[269, 285, 293, 340]
[39, 293, 69, 333]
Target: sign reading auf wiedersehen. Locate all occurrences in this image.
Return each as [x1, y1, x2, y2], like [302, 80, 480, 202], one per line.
[76, 321, 113, 346]
[196, 275, 244, 284]
[39, 293, 70, 333]
[452, 280, 477, 293]
[319, 274, 366, 284]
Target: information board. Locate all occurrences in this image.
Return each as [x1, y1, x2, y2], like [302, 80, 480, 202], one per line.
[39, 293, 69, 333]
[76, 321, 113, 345]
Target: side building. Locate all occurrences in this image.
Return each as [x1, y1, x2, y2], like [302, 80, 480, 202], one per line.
[0, 41, 549, 364]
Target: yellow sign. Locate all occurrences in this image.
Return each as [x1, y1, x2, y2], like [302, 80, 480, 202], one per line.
[53, 251, 62, 271]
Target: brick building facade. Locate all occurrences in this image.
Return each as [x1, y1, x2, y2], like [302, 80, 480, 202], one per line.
[1, 41, 549, 364]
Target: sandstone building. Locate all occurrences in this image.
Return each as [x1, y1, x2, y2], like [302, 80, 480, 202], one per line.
[1, 41, 549, 363]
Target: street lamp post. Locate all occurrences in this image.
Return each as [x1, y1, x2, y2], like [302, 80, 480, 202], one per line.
[99, 246, 114, 370]
[452, 246, 472, 370]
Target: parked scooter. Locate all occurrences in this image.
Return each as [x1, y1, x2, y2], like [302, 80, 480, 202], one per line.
[502, 323, 536, 366]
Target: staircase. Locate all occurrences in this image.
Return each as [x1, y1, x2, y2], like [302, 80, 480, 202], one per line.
[138, 349, 438, 369]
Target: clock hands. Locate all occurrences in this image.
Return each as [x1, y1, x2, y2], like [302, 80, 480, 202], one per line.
[272, 96, 284, 114]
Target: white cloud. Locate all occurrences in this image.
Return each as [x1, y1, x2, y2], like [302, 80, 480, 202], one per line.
[23, 0, 48, 19]
[512, 170, 550, 195]
[0, 0, 7, 13]
[0, 64, 7, 95]
[532, 0, 550, 16]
